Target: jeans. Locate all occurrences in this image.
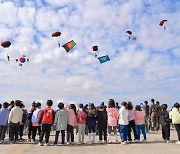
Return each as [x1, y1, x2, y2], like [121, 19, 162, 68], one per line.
[162, 124, 170, 140]
[136, 124, 146, 140]
[32, 126, 41, 141]
[119, 124, 128, 142]
[78, 124, 85, 143]
[128, 120, 138, 141]
[98, 127, 107, 141]
[67, 124, 74, 142]
[19, 124, 24, 138]
[28, 124, 33, 140]
[9, 122, 20, 142]
[0, 125, 7, 140]
[39, 124, 51, 143]
[88, 125, 96, 133]
[174, 124, 180, 141]
[54, 130, 65, 144]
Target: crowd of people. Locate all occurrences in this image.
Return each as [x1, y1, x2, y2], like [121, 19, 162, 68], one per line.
[0, 99, 180, 146]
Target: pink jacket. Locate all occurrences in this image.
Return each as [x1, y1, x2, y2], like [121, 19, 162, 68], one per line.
[67, 109, 77, 127]
[134, 110, 145, 125]
[76, 109, 87, 124]
[107, 108, 119, 126]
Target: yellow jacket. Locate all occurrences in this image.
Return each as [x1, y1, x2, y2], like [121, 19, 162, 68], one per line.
[169, 108, 180, 124]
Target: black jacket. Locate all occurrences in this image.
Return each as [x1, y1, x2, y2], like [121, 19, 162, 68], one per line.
[160, 110, 170, 126]
[96, 110, 107, 129]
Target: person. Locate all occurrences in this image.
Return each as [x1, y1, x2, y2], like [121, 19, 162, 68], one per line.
[149, 99, 158, 131]
[159, 104, 170, 143]
[143, 101, 150, 133]
[66, 104, 77, 145]
[156, 101, 161, 131]
[8, 100, 23, 144]
[119, 101, 129, 145]
[134, 105, 147, 142]
[106, 99, 119, 144]
[86, 103, 96, 144]
[0, 102, 10, 143]
[31, 102, 42, 143]
[19, 102, 27, 140]
[27, 102, 36, 142]
[115, 102, 120, 110]
[96, 105, 107, 144]
[169, 103, 180, 144]
[8, 101, 14, 111]
[53, 102, 68, 145]
[38, 100, 54, 146]
[76, 103, 87, 144]
[127, 102, 138, 142]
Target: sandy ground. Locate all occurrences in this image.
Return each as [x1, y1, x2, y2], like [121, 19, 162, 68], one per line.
[0, 129, 179, 154]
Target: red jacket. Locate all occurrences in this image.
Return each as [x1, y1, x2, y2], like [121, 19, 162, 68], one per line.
[41, 107, 54, 124]
[76, 109, 87, 124]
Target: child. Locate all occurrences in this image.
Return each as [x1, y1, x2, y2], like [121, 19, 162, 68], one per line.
[134, 105, 146, 142]
[8, 100, 23, 144]
[86, 103, 96, 144]
[38, 100, 54, 146]
[96, 105, 107, 143]
[127, 102, 138, 142]
[31, 102, 42, 143]
[66, 104, 77, 145]
[169, 103, 180, 144]
[119, 101, 129, 145]
[76, 103, 87, 144]
[53, 102, 68, 145]
[106, 99, 119, 143]
[159, 104, 170, 142]
[0, 102, 10, 143]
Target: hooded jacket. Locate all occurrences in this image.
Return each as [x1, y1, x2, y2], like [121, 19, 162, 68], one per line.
[107, 108, 119, 126]
[76, 109, 87, 124]
[169, 108, 180, 124]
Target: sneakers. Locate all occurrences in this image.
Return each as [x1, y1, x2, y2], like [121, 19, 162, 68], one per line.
[31, 140, 36, 144]
[98, 140, 103, 144]
[38, 142, 43, 146]
[27, 139, 31, 143]
[176, 141, 180, 144]
[121, 141, 127, 145]
[166, 140, 170, 143]
[44, 143, 49, 146]
[67, 141, 70, 145]
[142, 139, 147, 142]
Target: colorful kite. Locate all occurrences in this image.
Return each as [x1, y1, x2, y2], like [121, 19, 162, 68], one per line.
[1, 40, 11, 48]
[159, 20, 167, 30]
[62, 40, 76, 53]
[92, 46, 98, 57]
[98, 55, 110, 64]
[16, 55, 29, 66]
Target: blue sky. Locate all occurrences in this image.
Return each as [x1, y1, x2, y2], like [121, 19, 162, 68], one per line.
[0, 0, 179, 108]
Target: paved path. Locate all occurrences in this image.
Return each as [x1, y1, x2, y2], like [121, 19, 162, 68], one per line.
[0, 129, 179, 154]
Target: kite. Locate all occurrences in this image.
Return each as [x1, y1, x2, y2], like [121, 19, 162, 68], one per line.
[1, 41, 11, 48]
[62, 40, 76, 53]
[159, 20, 167, 30]
[126, 30, 132, 39]
[52, 31, 61, 47]
[92, 46, 98, 57]
[98, 55, 110, 64]
[16, 55, 29, 66]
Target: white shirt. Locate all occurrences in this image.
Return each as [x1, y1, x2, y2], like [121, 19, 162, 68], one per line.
[118, 106, 129, 125]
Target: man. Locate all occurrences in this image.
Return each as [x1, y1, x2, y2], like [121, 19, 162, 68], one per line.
[8, 100, 23, 143]
[156, 101, 161, 131]
[149, 99, 158, 131]
[143, 101, 150, 133]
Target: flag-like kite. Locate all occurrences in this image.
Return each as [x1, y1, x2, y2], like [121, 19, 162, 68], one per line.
[98, 55, 110, 64]
[62, 40, 76, 53]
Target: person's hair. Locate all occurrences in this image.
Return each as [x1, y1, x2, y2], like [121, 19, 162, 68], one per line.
[174, 103, 179, 108]
[101, 102, 104, 106]
[127, 102, 133, 110]
[135, 105, 142, 111]
[46, 100, 53, 106]
[99, 105, 104, 110]
[58, 102, 64, 109]
[121, 101, 128, 109]
[32, 102, 36, 107]
[10, 100, 14, 105]
[78, 103, 83, 109]
[108, 99, 115, 108]
[156, 101, 160, 105]
[89, 103, 95, 110]
[15, 100, 21, 106]
[69, 104, 74, 109]
[36, 102, 41, 108]
[0, 104, 2, 109]
[151, 99, 155, 103]
[3, 102, 9, 108]
[161, 104, 167, 111]
[144, 101, 148, 105]
[19, 102, 24, 108]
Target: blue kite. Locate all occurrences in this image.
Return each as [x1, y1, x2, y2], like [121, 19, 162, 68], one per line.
[98, 55, 110, 64]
